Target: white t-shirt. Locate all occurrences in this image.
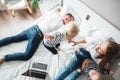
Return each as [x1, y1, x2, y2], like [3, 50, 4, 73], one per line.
[37, 12, 63, 35]
[85, 37, 102, 64]
[79, 27, 112, 64]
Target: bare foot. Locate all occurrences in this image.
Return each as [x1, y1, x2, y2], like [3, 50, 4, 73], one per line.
[0, 55, 4, 64]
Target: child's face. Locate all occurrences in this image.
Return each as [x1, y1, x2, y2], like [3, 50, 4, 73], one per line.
[89, 70, 102, 80]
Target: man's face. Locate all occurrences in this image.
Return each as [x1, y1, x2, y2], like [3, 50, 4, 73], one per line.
[62, 15, 74, 24]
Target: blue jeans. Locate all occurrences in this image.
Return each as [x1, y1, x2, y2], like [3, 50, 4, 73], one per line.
[0, 25, 43, 61]
[55, 48, 91, 80]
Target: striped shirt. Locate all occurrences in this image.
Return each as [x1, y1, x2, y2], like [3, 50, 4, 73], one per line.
[43, 29, 66, 47]
[82, 59, 100, 76]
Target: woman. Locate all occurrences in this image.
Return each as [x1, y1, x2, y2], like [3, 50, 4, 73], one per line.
[55, 37, 120, 80]
[72, 38, 120, 70]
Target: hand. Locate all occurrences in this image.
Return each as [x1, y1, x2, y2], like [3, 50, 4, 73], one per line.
[56, 48, 60, 52]
[69, 41, 76, 46]
[44, 34, 54, 40]
[109, 69, 114, 75]
[82, 59, 91, 69]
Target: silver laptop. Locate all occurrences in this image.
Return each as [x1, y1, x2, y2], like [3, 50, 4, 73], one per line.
[22, 57, 49, 79]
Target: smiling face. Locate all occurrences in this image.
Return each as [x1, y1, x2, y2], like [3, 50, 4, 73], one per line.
[95, 42, 109, 56]
[89, 70, 103, 80]
[62, 14, 74, 24]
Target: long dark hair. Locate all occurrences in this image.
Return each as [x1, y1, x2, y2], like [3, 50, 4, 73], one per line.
[96, 41, 120, 70]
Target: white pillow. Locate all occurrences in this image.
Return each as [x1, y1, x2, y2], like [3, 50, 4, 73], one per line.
[60, 6, 82, 26]
[74, 20, 113, 41]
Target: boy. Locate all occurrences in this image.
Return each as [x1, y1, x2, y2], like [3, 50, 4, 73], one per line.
[76, 59, 103, 80]
[43, 21, 80, 54]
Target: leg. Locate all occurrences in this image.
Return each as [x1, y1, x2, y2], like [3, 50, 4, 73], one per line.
[0, 30, 27, 64]
[0, 26, 43, 63]
[4, 33, 42, 61]
[55, 56, 82, 80]
[0, 30, 27, 47]
[64, 69, 81, 80]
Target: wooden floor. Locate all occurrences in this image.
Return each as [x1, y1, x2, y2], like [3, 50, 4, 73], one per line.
[0, 8, 42, 39]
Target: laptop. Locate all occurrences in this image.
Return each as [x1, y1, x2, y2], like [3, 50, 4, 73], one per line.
[22, 58, 48, 79]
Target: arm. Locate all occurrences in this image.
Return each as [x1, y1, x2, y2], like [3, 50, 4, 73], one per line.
[100, 69, 114, 75]
[54, 7, 61, 13]
[43, 32, 61, 54]
[99, 59, 114, 75]
[70, 38, 86, 46]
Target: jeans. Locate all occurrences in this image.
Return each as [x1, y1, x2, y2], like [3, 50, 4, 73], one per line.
[0, 25, 43, 61]
[55, 48, 91, 80]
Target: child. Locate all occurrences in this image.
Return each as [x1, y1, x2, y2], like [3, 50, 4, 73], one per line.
[76, 59, 103, 80]
[43, 21, 80, 54]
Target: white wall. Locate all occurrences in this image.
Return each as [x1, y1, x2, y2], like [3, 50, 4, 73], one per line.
[80, 0, 120, 30]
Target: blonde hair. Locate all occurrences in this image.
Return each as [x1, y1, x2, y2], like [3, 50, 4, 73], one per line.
[62, 21, 80, 39]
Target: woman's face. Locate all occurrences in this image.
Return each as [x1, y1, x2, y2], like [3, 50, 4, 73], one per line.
[95, 42, 109, 55]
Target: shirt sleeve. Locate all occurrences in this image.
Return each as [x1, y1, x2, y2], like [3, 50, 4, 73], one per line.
[48, 13, 63, 32]
[86, 37, 99, 45]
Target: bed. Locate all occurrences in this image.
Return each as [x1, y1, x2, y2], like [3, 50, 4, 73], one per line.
[0, 0, 120, 80]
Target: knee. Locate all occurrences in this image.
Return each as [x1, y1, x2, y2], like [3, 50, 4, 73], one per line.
[23, 55, 32, 60]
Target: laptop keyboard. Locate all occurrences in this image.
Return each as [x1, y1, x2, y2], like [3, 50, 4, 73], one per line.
[32, 62, 47, 70]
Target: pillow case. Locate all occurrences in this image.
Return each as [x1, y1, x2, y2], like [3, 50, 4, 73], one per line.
[60, 6, 82, 26]
[74, 20, 113, 42]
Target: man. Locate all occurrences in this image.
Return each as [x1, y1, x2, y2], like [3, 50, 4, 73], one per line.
[0, 8, 74, 64]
